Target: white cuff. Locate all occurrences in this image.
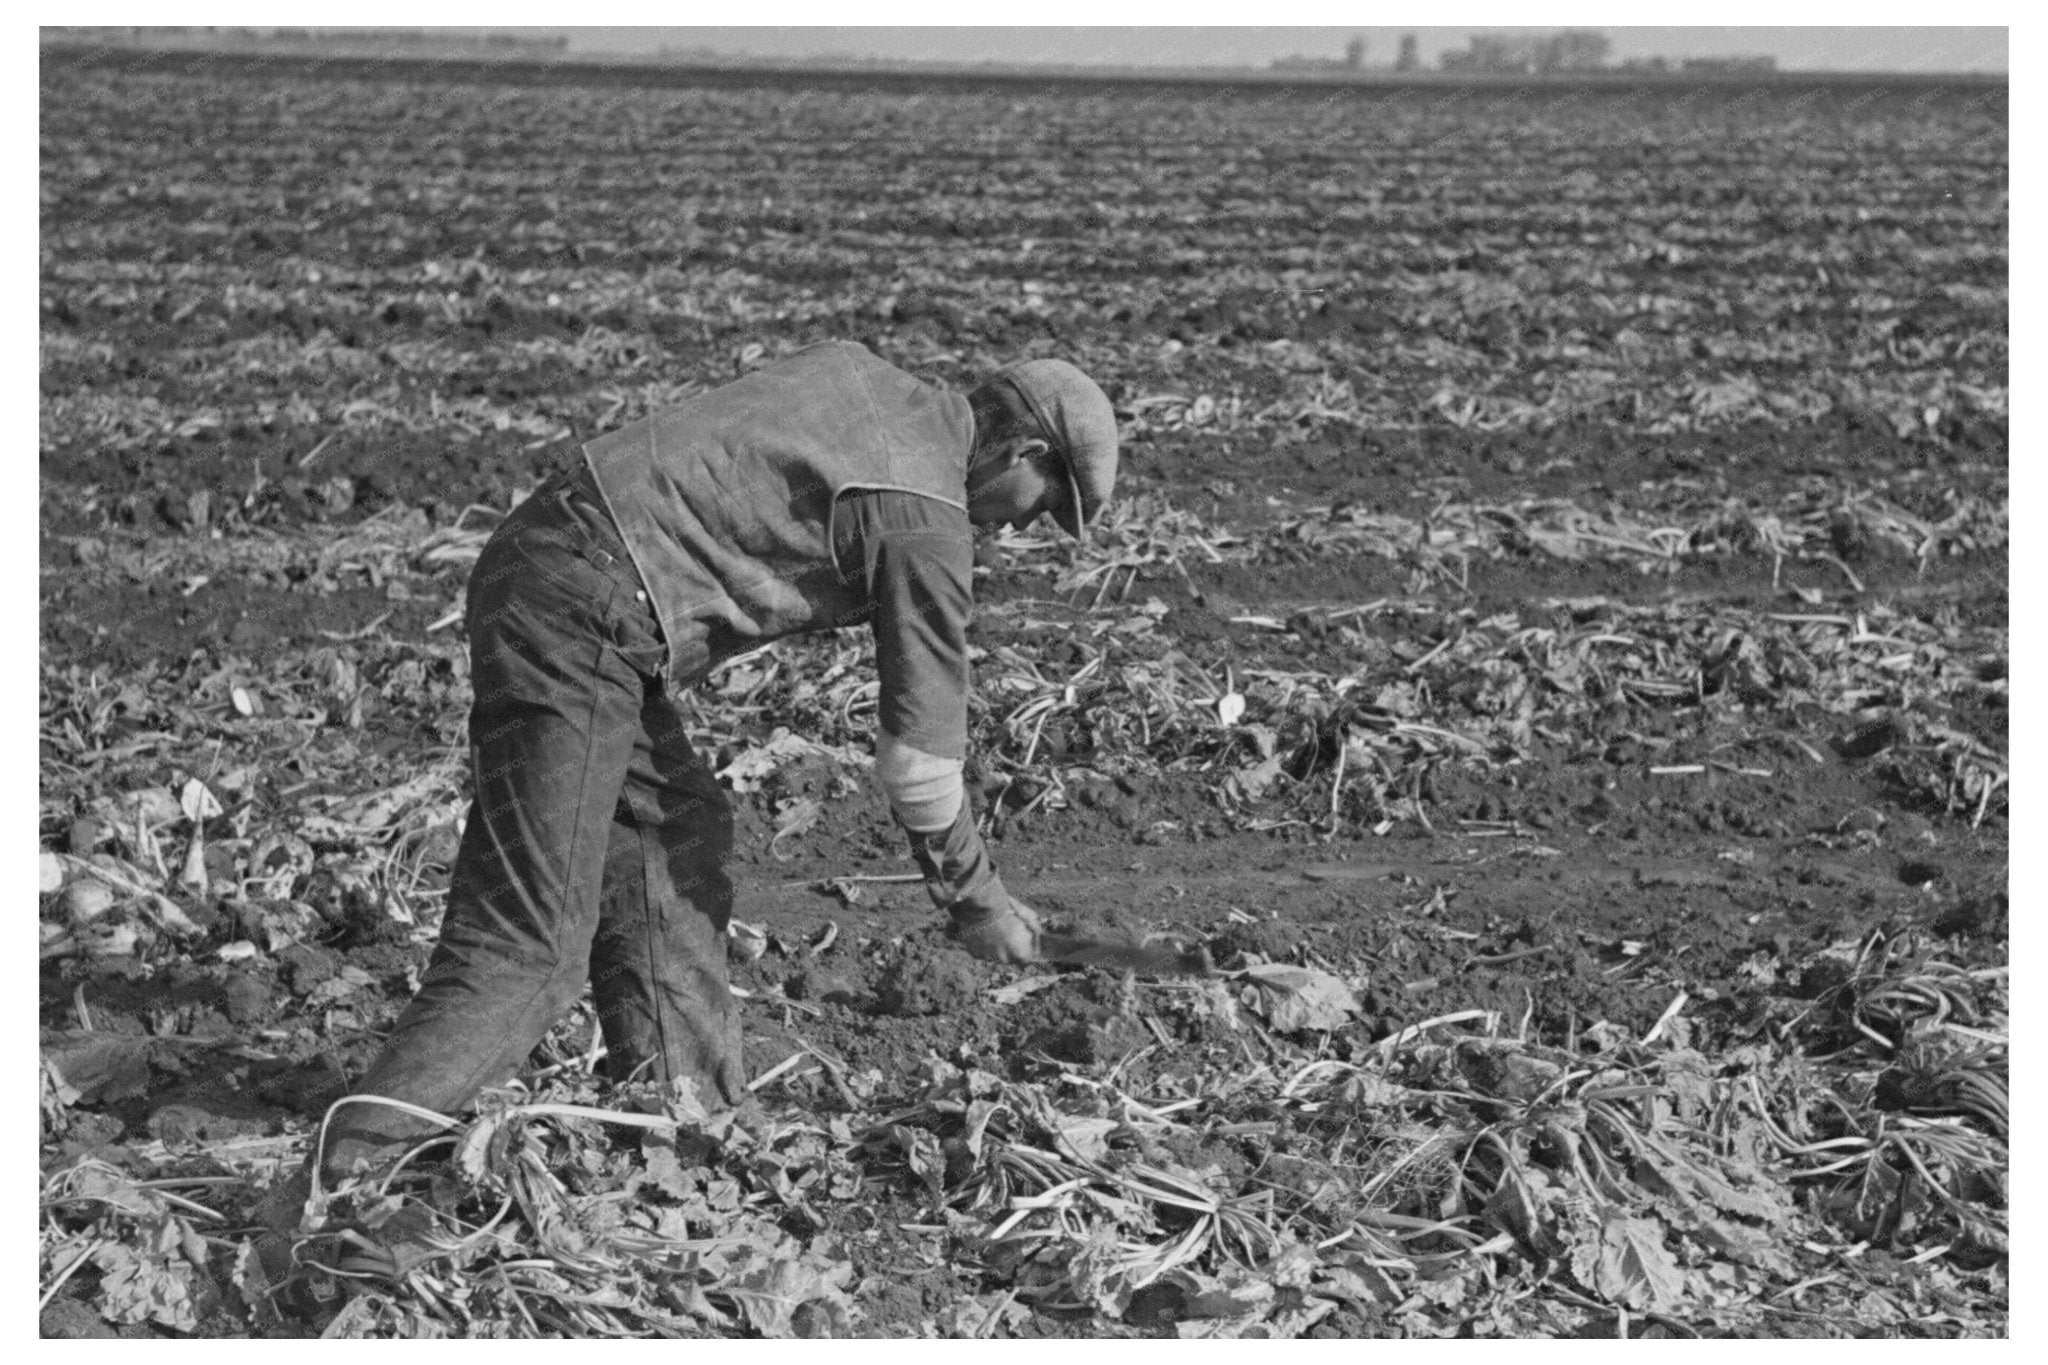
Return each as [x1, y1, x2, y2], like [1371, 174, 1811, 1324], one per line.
[877, 732, 964, 832]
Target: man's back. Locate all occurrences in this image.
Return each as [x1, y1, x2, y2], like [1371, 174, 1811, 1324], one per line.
[579, 342, 975, 683]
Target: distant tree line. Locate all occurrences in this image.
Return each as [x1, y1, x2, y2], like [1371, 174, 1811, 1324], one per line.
[62, 25, 1790, 78]
[1271, 34, 1370, 71]
[1618, 53, 1780, 74]
[259, 27, 570, 50]
[1274, 30, 1780, 77]
[47, 26, 570, 52]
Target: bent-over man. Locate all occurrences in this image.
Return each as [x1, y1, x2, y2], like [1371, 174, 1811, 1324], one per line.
[322, 340, 1118, 1178]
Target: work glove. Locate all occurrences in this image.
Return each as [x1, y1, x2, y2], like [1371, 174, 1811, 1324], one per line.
[902, 805, 998, 900]
[950, 895, 1044, 965]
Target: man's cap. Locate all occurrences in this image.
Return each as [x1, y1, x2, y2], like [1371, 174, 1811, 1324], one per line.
[997, 359, 1118, 541]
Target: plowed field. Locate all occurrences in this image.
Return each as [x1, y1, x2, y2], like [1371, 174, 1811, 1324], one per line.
[39, 46, 2007, 1339]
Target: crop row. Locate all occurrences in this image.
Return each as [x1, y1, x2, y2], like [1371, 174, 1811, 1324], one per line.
[41, 64, 2007, 477]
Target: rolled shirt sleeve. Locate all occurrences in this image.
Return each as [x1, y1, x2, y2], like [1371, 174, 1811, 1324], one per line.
[835, 490, 1006, 920]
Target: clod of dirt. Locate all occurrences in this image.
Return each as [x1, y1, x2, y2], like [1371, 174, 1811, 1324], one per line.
[1794, 957, 1854, 1000]
[157, 489, 203, 531]
[1932, 892, 2007, 942]
[277, 942, 337, 994]
[143, 1099, 272, 1145]
[221, 972, 272, 1025]
[39, 1298, 118, 1339]
[1124, 1282, 1189, 1330]
[873, 943, 982, 1017]
[788, 967, 863, 1008]
[999, 974, 1155, 1066]
[1897, 859, 1943, 887]
[1209, 919, 1306, 966]
[254, 1061, 347, 1115]
[172, 898, 225, 938]
[1074, 781, 1117, 810]
[1837, 719, 1902, 760]
[54, 1110, 126, 1158]
[1017, 1010, 1150, 1067]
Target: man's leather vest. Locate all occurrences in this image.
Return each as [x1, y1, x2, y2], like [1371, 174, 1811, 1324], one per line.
[580, 342, 973, 685]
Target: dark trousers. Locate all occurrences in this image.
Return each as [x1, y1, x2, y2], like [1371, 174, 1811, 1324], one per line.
[329, 465, 742, 1174]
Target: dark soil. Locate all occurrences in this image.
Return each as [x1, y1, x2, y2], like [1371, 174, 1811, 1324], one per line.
[38, 50, 2005, 1339]
[39, 413, 2007, 1132]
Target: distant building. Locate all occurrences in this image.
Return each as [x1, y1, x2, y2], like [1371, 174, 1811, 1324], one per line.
[1441, 29, 1611, 74]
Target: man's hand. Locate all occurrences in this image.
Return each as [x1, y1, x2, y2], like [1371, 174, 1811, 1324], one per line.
[952, 897, 1044, 965]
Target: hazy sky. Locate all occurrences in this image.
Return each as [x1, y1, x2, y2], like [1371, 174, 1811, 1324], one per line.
[493, 24, 2008, 74]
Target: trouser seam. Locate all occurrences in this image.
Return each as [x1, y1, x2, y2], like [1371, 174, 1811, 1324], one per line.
[411, 583, 627, 1111]
[637, 809, 673, 1085]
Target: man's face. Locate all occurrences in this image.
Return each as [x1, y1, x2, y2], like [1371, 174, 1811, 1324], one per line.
[967, 440, 1068, 533]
